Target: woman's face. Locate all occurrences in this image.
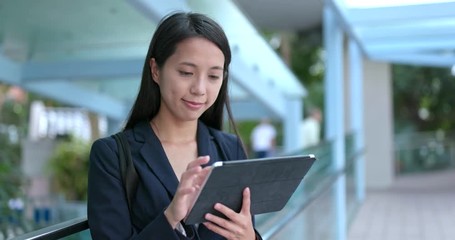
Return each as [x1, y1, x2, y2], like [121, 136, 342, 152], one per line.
[151, 37, 225, 123]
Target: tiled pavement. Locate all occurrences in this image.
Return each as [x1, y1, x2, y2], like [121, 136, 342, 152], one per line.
[348, 168, 455, 240]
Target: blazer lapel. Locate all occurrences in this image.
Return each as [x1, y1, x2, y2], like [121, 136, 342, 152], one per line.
[197, 121, 220, 166]
[132, 121, 220, 197]
[134, 121, 179, 197]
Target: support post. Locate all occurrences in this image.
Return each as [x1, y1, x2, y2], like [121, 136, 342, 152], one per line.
[323, 4, 346, 240]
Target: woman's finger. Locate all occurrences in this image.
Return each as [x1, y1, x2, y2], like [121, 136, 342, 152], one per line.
[240, 187, 251, 215]
[203, 188, 255, 239]
[213, 203, 238, 221]
[186, 155, 210, 170]
[203, 220, 239, 239]
[212, 187, 252, 223]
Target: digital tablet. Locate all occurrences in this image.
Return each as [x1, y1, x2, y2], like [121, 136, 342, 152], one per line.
[183, 154, 316, 224]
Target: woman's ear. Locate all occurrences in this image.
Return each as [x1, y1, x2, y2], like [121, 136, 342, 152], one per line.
[150, 58, 160, 84]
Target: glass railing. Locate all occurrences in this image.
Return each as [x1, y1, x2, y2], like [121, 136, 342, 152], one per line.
[9, 133, 364, 240]
[394, 131, 455, 173]
[255, 132, 364, 239]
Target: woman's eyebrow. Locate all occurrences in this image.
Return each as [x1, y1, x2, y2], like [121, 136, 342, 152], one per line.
[179, 62, 224, 71]
[210, 66, 224, 71]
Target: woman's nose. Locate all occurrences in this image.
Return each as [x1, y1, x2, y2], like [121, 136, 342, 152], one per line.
[190, 78, 206, 96]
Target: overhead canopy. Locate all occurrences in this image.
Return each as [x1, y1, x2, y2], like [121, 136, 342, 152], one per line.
[0, 0, 305, 121]
[236, 0, 455, 68]
[332, 0, 455, 68]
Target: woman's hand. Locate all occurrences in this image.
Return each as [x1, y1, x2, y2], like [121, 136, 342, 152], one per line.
[164, 156, 211, 228]
[202, 187, 256, 240]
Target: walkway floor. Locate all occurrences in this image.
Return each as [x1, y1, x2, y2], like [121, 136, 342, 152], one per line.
[348, 168, 455, 240]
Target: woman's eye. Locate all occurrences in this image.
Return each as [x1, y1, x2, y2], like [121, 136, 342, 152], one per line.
[209, 75, 221, 80]
[179, 71, 193, 76]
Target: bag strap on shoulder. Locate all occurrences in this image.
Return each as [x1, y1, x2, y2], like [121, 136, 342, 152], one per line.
[113, 132, 139, 223]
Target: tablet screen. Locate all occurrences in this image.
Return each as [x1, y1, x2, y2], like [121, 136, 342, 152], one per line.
[183, 155, 316, 224]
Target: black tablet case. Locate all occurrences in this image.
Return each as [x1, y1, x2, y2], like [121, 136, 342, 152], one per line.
[184, 155, 316, 224]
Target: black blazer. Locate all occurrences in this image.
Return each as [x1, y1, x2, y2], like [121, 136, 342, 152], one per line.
[88, 121, 253, 239]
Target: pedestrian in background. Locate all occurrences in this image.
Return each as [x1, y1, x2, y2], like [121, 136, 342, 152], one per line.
[250, 118, 276, 158]
[301, 108, 322, 149]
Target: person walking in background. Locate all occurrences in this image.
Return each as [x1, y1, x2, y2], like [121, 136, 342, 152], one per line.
[301, 107, 322, 149]
[250, 118, 276, 158]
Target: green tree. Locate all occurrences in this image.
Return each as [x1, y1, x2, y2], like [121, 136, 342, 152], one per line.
[48, 136, 90, 201]
[393, 65, 455, 133]
[289, 28, 325, 114]
[0, 85, 29, 237]
[262, 28, 324, 114]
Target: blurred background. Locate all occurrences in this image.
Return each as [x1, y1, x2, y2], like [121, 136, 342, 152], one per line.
[1, 0, 455, 239]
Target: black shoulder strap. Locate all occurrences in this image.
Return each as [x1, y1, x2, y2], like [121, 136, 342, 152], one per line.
[113, 132, 139, 224]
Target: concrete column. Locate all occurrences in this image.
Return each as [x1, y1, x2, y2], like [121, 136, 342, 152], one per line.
[363, 60, 394, 188]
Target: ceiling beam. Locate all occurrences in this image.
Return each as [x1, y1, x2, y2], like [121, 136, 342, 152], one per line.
[22, 59, 143, 81]
[357, 22, 455, 41]
[372, 53, 455, 68]
[347, 2, 455, 25]
[24, 81, 128, 120]
[365, 37, 455, 54]
[32, 45, 149, 62]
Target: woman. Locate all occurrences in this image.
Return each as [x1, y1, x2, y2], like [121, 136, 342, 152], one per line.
[88, 12, 262, 239]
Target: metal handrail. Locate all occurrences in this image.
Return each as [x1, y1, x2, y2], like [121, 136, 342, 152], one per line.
[12, 217, 88, 240]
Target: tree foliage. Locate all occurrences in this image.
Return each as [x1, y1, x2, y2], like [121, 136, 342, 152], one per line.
[48, 136, 90, 201]
[393, 65, 455, 133]
[262, 28, 324, 115]
[289, 28, 325, 114]
[0, 84, 28, 237]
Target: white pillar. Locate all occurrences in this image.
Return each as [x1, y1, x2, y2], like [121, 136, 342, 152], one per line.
[28, 101, 47, 141]
[324, 4, 346, 240]
[283, 97, 303, 154]
[348, 39, 365, 201]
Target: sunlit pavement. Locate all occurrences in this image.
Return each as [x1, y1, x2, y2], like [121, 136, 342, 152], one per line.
[349, 168, 455, 240]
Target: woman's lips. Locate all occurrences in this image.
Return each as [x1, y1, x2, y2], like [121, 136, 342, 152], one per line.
[183, 99, 204, 110]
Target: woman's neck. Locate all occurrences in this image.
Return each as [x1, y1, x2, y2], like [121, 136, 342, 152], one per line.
[151, 116, 197, 144]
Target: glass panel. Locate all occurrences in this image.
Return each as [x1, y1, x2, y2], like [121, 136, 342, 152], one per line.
[256, 142, 337, 239]
[395, 131, 455, 173]
[256, 134, 364, 239]
[345, 157, 359, 225]
[268, 184, 337, 240]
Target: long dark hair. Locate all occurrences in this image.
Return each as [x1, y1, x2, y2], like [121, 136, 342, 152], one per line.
[124, 12, 236, 132]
